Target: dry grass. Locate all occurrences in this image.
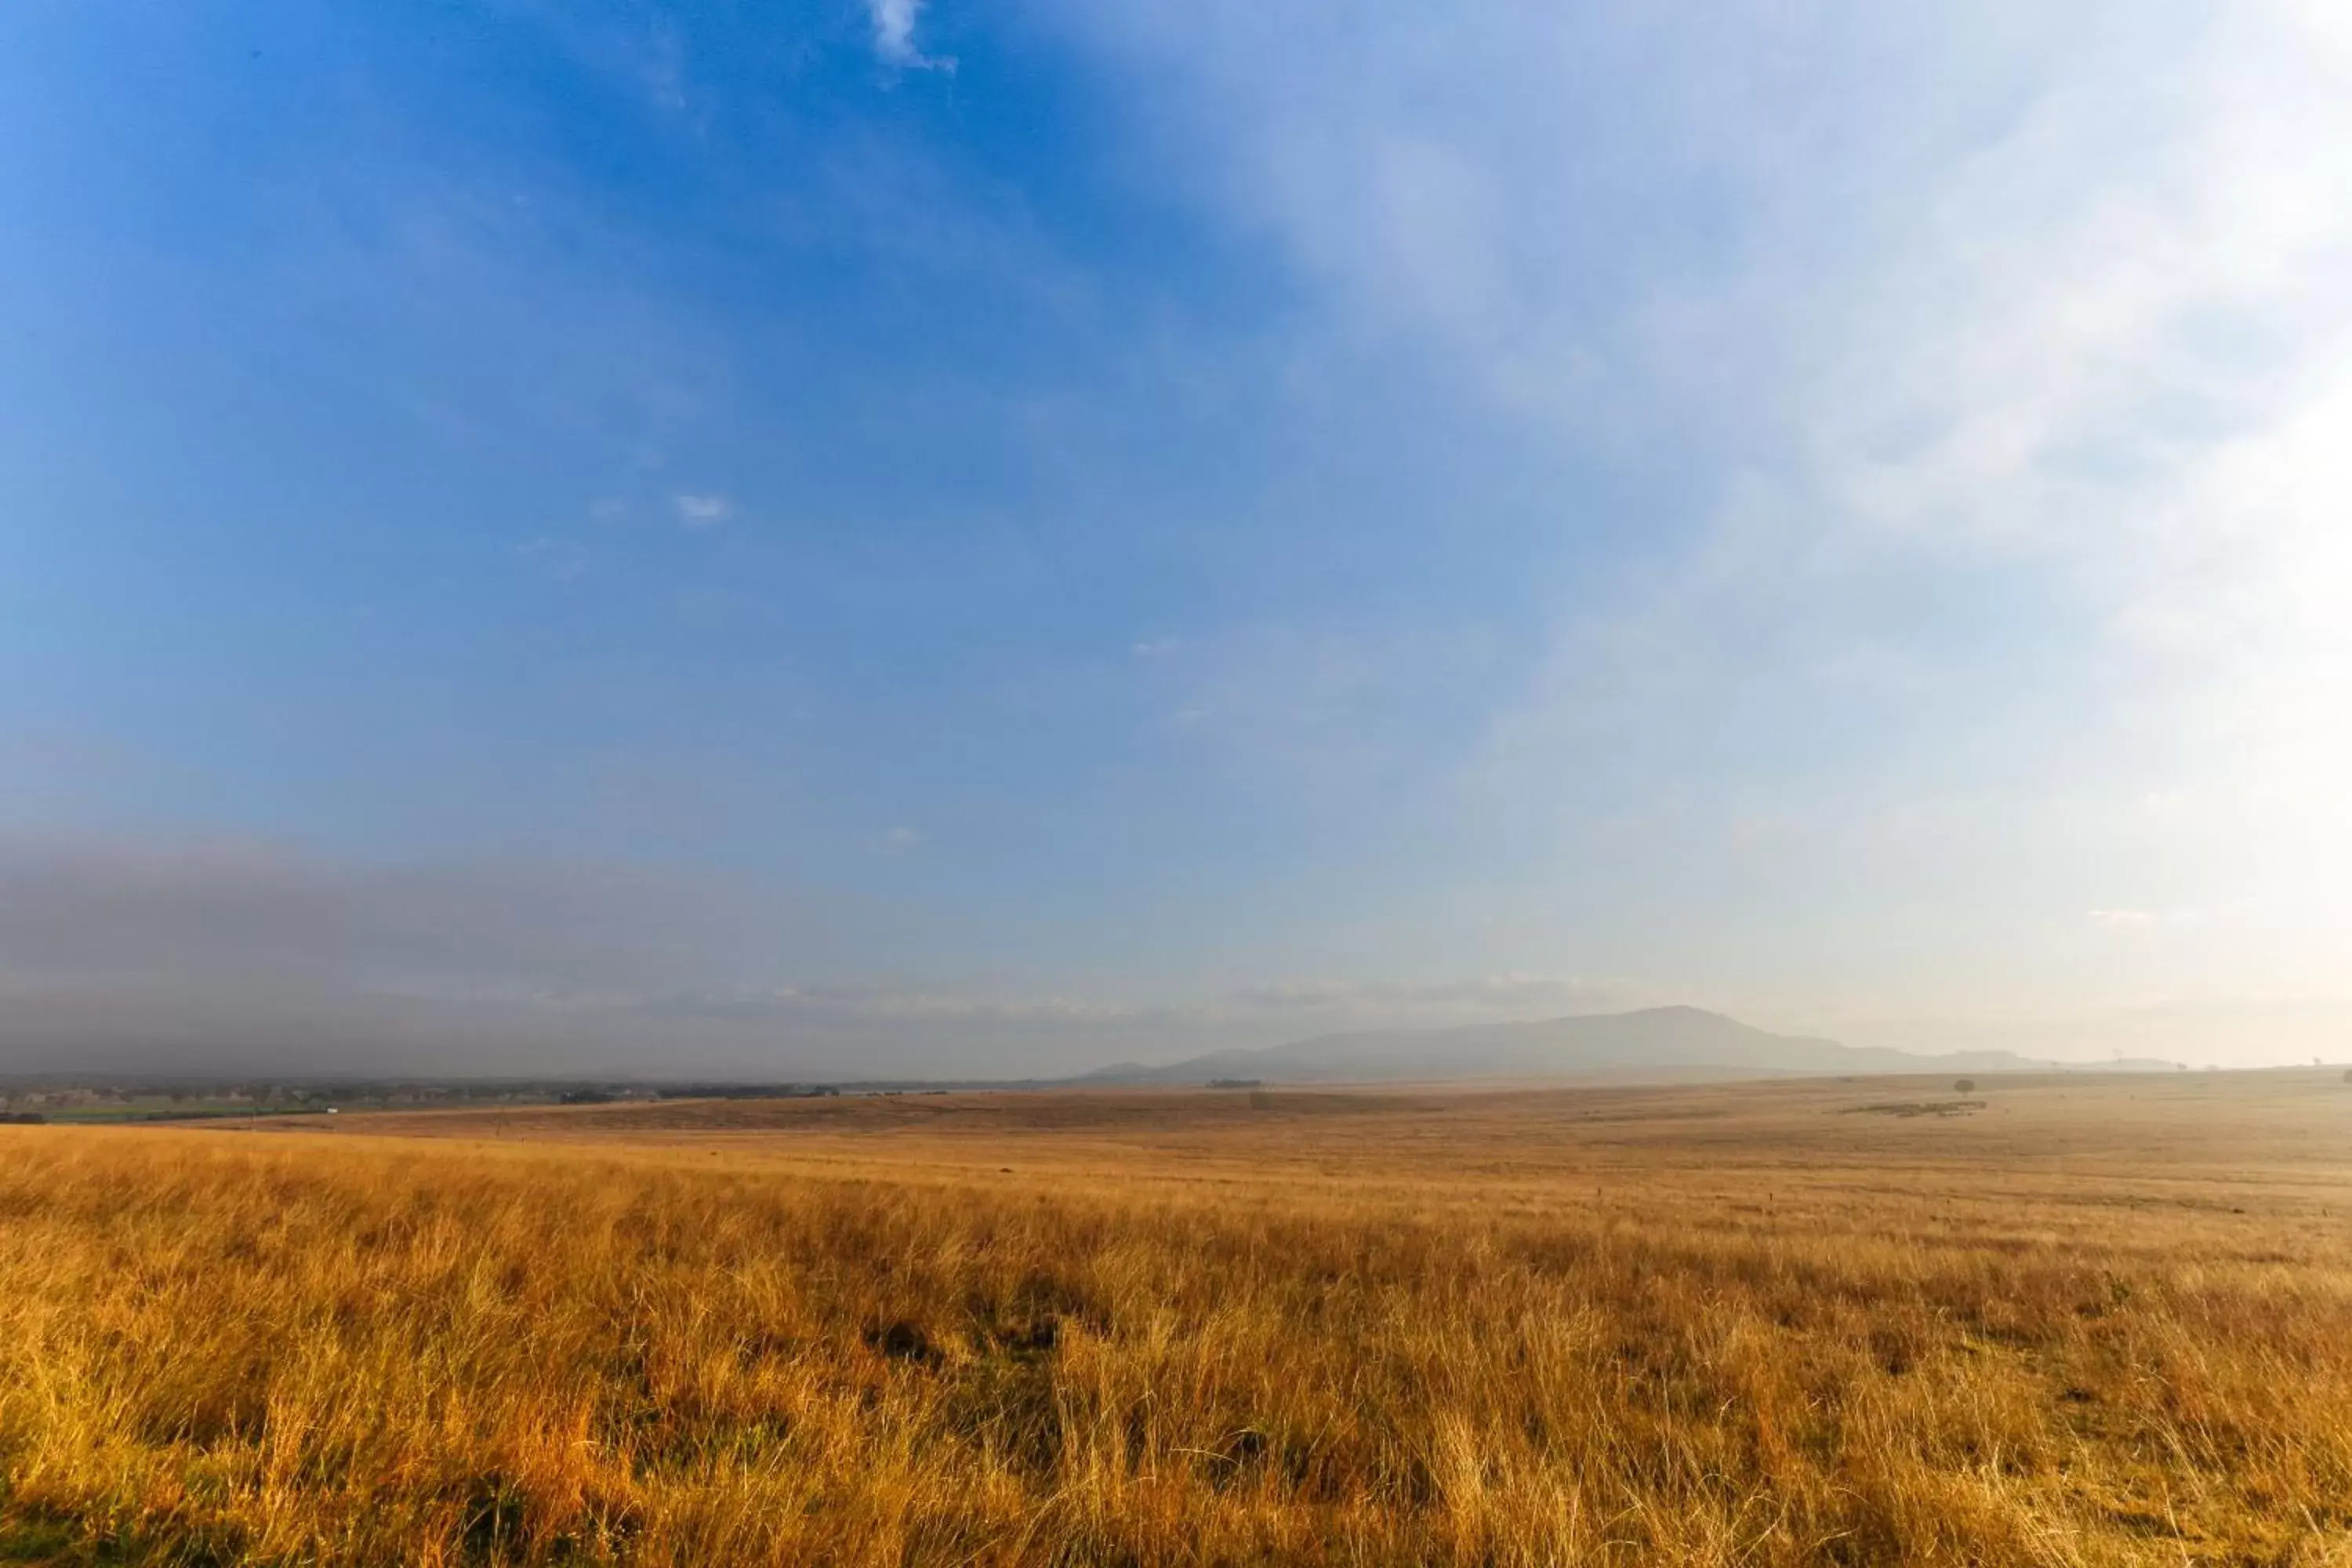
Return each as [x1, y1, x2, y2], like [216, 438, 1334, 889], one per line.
[5, 1073, 2352, 1565]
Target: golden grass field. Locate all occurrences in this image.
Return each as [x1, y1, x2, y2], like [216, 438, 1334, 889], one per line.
[5, 1071, 2352, 1566]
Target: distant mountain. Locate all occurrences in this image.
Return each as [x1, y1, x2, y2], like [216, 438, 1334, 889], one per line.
[1082, 1006, 2158, 1085]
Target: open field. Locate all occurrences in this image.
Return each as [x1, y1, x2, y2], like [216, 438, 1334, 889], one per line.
[5, 1073, 2352, 1565]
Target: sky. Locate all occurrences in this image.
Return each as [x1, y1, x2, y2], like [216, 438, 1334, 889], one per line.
[2, 0, 2349, 1077]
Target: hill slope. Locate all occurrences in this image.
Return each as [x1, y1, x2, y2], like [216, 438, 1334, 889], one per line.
[1083, 1006, 2125, 1085]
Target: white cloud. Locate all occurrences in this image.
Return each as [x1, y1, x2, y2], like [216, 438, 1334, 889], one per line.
[867, 0, 953, 72]
[870, 825, 923, 857]
[1044, 0, 2352, 1038]
[673, 492, 732, 528]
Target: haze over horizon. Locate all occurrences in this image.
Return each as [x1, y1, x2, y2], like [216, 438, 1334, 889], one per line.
[5, 2, 2349, 1078]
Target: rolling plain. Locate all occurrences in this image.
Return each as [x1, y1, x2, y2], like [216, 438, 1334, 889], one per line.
[4, 1071, 2350, 1565]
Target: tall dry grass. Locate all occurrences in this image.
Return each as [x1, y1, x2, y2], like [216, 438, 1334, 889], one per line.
[2, 1118, 2350, 1565]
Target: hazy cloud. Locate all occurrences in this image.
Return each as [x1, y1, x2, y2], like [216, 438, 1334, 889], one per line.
[0, 836, 1641, 1077]
[1047, 0, 2352, 1034]
[867, 0, 952, 72]
[1224, 973, 1642, 1018]
[672, 493, 732, 528]
[1, 833, 2336, 1075]
[869, 826, 923, 858]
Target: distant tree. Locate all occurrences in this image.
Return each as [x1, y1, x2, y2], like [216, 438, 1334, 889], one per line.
[1953, 1079, 1976, 1094]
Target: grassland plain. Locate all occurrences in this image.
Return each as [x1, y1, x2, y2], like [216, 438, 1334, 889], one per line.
[3, 1074, 2352, 1566]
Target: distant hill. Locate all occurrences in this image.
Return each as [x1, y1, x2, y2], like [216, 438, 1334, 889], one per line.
[1081, 1006, 2169, 1086]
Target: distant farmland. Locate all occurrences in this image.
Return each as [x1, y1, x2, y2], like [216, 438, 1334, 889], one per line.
[4, 1072, 2350, 1565]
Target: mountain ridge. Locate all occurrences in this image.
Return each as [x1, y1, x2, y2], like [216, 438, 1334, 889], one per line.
[1081, 1005, 2177, 1085]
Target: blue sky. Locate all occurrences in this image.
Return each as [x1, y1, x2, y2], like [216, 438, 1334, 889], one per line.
[4, 1, 2349, 1074]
